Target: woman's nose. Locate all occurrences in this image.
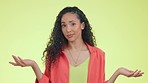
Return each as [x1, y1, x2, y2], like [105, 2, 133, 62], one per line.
[66, 25, 72, 32]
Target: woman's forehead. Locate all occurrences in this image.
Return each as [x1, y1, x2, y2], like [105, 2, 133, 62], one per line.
[61, 13, 79, 23]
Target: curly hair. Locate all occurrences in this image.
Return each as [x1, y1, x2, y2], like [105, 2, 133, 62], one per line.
[43, 6, 96, 70]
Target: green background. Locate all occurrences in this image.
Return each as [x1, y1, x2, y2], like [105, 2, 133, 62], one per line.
[0, 0, 147, 83]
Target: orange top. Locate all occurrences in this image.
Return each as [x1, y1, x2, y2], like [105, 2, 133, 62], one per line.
[35, 43, 108, 83]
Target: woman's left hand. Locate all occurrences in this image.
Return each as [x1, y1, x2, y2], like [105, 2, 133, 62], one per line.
[117, 67, 144, 77]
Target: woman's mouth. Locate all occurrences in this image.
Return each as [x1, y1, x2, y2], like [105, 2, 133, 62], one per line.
[67, 34, 73, 38]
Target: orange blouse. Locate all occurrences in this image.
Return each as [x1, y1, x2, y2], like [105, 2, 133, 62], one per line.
[35, 43, 108, 83]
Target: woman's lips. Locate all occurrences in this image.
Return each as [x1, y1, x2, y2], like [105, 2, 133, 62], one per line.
[67, 34, 73, 38]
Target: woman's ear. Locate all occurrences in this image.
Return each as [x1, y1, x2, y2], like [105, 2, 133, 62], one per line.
[81, 22, 85, 30]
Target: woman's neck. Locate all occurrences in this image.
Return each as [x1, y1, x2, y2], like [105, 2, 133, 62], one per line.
[67, 39, 85, 51]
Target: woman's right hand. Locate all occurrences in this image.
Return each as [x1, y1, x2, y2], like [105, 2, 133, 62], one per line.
[9, 55, 36, 67]
[9, 55, 43, 81]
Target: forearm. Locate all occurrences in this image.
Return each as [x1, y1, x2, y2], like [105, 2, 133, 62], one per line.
[31, 61, 42, 81]
[107, 69, 120, 83]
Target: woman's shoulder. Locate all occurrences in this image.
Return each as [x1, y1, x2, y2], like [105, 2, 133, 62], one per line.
[92, 46, 106, 60]
[85, 43, 105, 55]
[93, 46, 104, 51]
[92, 46, 105, 54]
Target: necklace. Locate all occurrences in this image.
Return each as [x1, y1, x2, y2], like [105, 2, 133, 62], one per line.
[67, 43, 83, 66]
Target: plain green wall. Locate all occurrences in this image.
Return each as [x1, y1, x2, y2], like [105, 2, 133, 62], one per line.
[0, 0, 147, 83]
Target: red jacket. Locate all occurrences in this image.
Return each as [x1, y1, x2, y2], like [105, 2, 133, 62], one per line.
[35, 43, 108, 83]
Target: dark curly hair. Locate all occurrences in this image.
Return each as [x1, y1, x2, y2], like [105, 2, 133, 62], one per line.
[43, 6, 96, 70]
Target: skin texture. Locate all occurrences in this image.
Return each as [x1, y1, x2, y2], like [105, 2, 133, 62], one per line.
[9, 7, 144, 83]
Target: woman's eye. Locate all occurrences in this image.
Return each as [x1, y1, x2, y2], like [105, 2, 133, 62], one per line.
[71, 23, 76, 26]
[62, 24, 66, 28]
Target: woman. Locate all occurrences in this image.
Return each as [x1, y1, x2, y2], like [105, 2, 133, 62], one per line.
[9, 6, 144, 83]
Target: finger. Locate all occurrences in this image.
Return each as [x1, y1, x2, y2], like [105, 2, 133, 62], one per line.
[12, 55, 19, 63]
[140, 72, 144, 75]
[135, 74, 142, 77]
[9, 62, 19, 66]
[18, 56, 26, 65]
[12, 55, 25, 67]
[135, 71, 144, 77]
[132, 70, 141, 77]
[128, 69, 138, 77]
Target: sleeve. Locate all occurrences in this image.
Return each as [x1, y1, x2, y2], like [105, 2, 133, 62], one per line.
[35, 60, 51, 83]
[104, 80, 108, 83]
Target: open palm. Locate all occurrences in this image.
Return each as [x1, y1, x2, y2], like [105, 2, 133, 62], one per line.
[9, 55, 35, 67]
[118, 67, 144, 77]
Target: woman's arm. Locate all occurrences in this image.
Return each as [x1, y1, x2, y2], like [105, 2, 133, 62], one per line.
[107, 67, 144, 83]
[9, 55, 42, 81]
[31, 61, 42, 81]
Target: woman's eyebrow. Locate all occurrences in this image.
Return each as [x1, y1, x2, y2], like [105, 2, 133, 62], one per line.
[69, 20, 76, 23]
[61, 20, 76, 24]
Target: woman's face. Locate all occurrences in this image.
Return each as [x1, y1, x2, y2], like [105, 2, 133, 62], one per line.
[61, 13, 84, 42]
